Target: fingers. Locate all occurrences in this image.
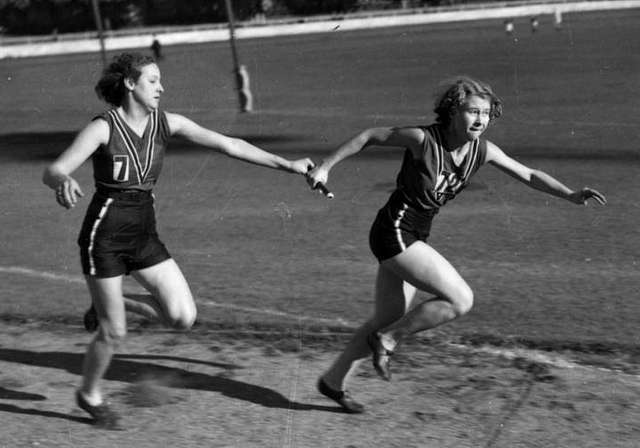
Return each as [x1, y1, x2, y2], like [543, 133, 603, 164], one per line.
[291, 158, 315, 176]
[71, 184, 85, 205]
[304, 162, 320, 185]
[584, 187, 607, 205]
[306, 176, 317, 189]
[55, 179, 82, 209]
[305, 159, 316, 173]
[303, 164, 334, 198]
[55, 186, 69, 209]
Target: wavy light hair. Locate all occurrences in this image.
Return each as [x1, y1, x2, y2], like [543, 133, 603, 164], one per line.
[433, 76, 503, 127]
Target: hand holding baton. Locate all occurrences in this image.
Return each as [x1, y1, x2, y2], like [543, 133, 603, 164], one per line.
[316, 182, 334, 199]
[305, 164, 334, 199]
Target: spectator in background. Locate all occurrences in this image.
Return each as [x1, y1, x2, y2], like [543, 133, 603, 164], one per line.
[150, 35, 163, 60]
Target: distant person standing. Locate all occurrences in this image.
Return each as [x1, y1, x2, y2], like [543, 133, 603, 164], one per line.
[306, 76, 606, 413]
[150, 34, 163, 60]
[554, 9, 563, 30]
[504, 19, 514, 35]
[530, 16, 539, 33]
[43, 52, 314, 428]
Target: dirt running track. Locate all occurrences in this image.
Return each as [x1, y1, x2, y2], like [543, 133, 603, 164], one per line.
[0, 321, 638, 448]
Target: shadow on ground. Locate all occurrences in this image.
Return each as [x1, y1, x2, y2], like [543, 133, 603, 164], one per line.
[0, 348, 339, 416]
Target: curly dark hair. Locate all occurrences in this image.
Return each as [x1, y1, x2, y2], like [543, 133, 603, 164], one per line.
[433, 76, 503, 127]
[94, 53, 156, 106]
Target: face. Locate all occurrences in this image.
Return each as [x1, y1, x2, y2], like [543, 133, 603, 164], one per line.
[449, 94, 491, 141]
[128, 63, 163, 110]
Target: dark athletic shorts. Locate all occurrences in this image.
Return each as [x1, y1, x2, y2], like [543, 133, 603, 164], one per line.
[369, 197, 438, 262]
[77, 189, 171, 278]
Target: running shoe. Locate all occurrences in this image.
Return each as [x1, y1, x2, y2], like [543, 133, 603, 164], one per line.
[75, 390, 122, 430]
[317, 378, 364, 414]
[83, 305, 98, 332]
[367, 332, 393, 381]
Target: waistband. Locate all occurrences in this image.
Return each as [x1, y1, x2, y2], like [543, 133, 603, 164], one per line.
[387, 191, 439, 221]
[96, 187, 153, 201]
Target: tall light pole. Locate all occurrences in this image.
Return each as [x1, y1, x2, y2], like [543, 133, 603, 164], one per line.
[90, 0, 107, 66]
[223, 0, 253, 112]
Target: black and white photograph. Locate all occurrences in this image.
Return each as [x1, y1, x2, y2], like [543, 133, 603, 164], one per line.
[0, 0, 638, 446]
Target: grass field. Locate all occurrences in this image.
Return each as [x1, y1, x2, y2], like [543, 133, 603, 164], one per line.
[0, 8, 639, 447]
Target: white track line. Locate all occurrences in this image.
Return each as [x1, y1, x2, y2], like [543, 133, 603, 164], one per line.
[197, 301, 354, 327]
[0, 265, 354, 327]
[447, 342, 581, 369]
[3, 265, 635, 377]
[0, 266, 85, 284]
[447, 342, 640, 378]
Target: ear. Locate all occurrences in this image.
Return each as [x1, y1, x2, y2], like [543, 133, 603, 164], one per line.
[123, 77, 136, 92]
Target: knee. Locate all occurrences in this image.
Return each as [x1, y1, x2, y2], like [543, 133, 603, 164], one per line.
[451, 285, 474, 317]
[166, 307, 197, 331]
[97, 324, 127, 346]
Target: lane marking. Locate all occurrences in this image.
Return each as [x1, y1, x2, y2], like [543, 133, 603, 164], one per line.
[0, 266, 85, 284]
[447, 342, 640, 378]
[0, 265, 354, 327]
[3, 265, 636, 377]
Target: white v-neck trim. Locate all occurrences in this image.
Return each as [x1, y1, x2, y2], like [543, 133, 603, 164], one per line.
[115, 109, 150, 139]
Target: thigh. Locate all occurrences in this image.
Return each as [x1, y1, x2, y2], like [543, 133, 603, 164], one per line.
[381, 241, 471, 303]
[372, 265, 418, 328]
[85, 275, 127, 335]
[131, 259, 196, 319]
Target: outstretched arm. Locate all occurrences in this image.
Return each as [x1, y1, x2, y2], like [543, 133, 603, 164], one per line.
[485, 141, 606, 205]
[42, 119, 108, 209]
[166, 113, 314, 174]
[306, 126, 424, 189]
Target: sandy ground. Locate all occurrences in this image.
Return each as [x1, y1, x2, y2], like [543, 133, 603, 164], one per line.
[1, 320, 638, 448]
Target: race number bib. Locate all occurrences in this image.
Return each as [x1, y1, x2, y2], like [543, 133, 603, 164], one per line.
[435, 171, 464, 201]
[112, 155, 130, 182]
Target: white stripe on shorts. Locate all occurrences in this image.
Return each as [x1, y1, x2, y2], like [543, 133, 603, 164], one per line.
[393, 203, 409, 252]
[87, 198, 113, 276]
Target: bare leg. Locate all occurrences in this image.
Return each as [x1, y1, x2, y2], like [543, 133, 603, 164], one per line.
[122, 293, 165, 323]
[80, 258, 196, 400]
[131, 259, 196, 330]
[321, 265, 416, 391]
[80, 276, 127, 404]
[85, 259, 196, 330]
[322, 241, 473, 389]
[83, 289, 164, 333]
[378, 242, 473, 350]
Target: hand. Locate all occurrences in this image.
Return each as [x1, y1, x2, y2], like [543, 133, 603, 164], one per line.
[570, 187, 606, 205]
[305, 165, 329, 191]
[55, 176, 84, 209]
[288, 158, 315, 175]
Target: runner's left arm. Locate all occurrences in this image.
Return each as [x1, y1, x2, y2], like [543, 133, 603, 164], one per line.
[485, 140, 606, 205]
